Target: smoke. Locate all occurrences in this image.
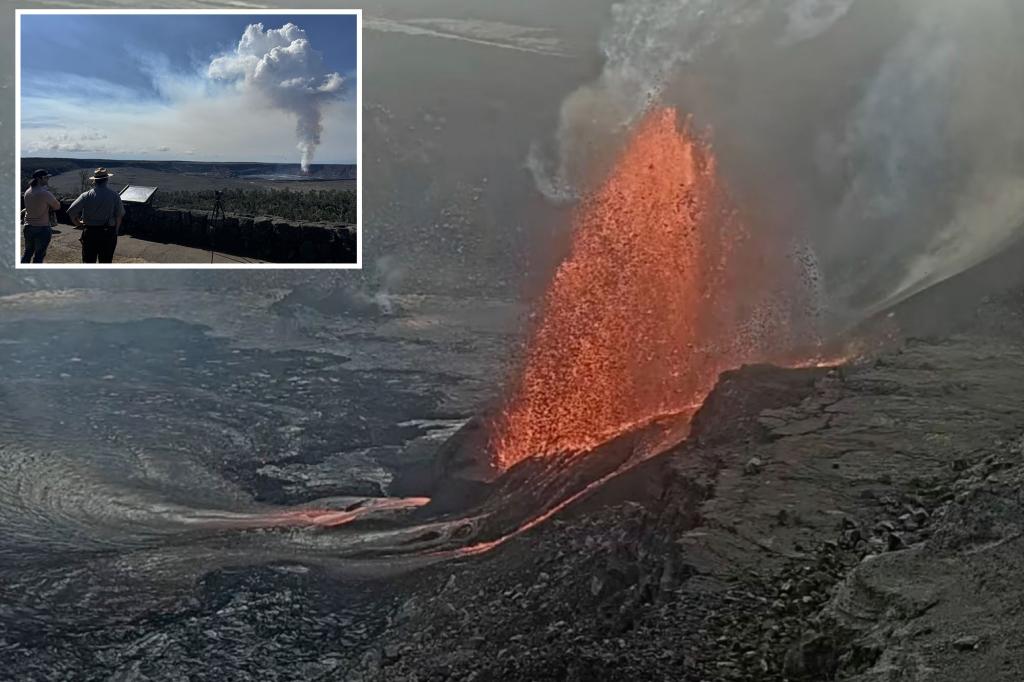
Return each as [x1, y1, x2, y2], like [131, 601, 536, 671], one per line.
[779, 0, 858, 46]
[373, 255, 407, 316]
[208, 22, 347, 172]
[824, 0, 1024, 316]
[529, 0, 854, 201]
[531, 0, 1024, 327]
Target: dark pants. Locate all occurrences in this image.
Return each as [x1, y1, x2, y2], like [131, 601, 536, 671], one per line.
[81, 227, 118, 263]
[21, 225, 52, 264]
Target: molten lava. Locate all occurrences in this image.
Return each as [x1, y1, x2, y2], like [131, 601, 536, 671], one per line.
[493, 107, 813, 469]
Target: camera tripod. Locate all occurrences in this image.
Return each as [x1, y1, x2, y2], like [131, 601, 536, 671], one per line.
[209, 191, 225, 263]
[212, 191, 225, 222]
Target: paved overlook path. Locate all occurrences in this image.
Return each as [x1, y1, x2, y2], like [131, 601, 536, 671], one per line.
[34, 225, 263, 265]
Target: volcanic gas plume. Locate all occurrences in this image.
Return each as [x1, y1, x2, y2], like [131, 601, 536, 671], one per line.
[493, 107, 821, 470]
[209, 23, 347, 172]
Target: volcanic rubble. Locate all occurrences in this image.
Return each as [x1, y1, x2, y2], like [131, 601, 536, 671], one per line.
[333, 290, 1024, 682]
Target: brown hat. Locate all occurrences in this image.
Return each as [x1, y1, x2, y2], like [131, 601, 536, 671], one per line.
[89, 167, 114, 180]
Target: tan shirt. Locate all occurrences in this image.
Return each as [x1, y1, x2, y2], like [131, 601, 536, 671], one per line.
[23, 185, 60, 227]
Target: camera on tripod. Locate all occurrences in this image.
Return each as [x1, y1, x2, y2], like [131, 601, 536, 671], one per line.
[212, 190, 225, 222]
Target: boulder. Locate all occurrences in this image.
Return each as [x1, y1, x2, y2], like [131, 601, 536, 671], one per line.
[192, 212, 208, 247]
[220, 215, 240, 246]
[298, 240, 316, 263]
[238, 216, 255, 251]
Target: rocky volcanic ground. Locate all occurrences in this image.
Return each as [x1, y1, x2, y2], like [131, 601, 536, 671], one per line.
[338, 290, 1024, 682]
[0, 287, 513, 681]
[3, 281, 1024, 682]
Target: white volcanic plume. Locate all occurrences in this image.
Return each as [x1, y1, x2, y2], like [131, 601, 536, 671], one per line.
[209, 22, 346, 172]
[530, 0, 1024, 328]
[528, 0, 856, 202]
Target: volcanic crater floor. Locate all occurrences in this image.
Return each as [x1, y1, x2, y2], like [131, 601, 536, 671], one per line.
[4, 290, 1024, 681]
[345, 295, 1024, 682]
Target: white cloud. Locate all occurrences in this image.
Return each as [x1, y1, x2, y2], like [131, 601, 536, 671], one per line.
[24, 129, 110, 153]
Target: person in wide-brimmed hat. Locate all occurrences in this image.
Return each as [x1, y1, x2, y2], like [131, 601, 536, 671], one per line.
[66, 167, 126, 263]
[21, 168, 60, 264]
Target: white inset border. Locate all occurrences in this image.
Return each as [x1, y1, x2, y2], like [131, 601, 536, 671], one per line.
[14, 8, 362, 270]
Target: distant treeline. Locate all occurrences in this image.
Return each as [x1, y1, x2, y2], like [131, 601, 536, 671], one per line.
[154, 188, 356, 224]
[22, 158, 357, 180]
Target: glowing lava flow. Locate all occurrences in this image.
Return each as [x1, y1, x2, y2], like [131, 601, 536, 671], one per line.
[493, 107, 770, 469]
[181, 497, 432, 530]
[256, 497, 432, 528]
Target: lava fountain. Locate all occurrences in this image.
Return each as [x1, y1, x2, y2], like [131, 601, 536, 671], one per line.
[493, 107, 815, 470]
[212, 108, 824, 561]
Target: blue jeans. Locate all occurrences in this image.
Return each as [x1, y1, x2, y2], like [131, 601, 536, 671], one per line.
[21, 225, 52, 264]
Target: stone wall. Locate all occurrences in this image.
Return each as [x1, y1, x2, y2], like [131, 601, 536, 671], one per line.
[123, 205, 356, 264]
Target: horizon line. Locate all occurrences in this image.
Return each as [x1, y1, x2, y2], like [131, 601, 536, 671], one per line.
[21, 156, 358, 166]
[16, 9, 362, 15]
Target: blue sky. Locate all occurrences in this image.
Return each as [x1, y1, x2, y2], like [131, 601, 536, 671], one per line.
[20, 13, 358, 164]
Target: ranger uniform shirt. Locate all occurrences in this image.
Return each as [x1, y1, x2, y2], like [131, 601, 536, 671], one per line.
[67, 184, 126, 227]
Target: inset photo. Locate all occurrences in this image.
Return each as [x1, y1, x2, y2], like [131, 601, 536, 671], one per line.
[16, 9, 360, 268]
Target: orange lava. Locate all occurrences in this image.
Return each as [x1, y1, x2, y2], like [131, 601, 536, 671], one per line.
[261, 497, 432, 528]
[493, 107, 809, 469]
[192, 497, 432, 530]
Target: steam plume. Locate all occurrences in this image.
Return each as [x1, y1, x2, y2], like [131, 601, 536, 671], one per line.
[209, 22, 346, 172]
[373, 255, 406, 316]
[532, 0, 1024, 327]
[529, 0, 855, 202]
[824, 0, 1024, 315]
